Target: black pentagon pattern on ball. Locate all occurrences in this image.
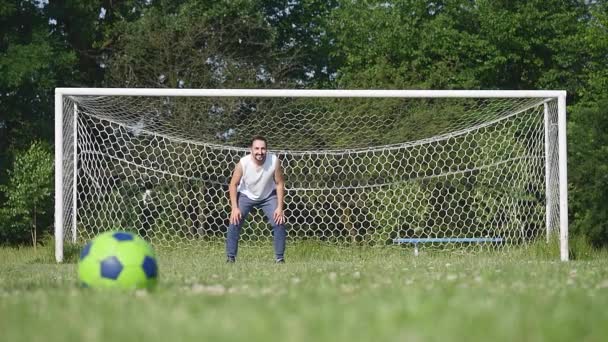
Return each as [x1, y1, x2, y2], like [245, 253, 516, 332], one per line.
[80, 242, 92, 260]
[113, 231, 134, 241]
[100, 256, 123, 280]
[142, 256, 158, 278]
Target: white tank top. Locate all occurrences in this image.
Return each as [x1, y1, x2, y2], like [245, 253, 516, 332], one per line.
[237, 153, 278, 200]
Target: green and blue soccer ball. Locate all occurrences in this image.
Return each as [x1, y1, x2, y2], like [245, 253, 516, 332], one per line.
[78, 231, 158, 289]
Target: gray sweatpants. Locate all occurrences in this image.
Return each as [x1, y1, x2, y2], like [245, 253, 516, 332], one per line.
[226, 191, 286, 259]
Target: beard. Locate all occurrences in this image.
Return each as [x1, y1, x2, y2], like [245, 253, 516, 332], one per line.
[254, 153, 266, 162]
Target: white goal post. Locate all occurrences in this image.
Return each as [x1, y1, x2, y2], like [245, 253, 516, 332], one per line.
[54, 89, 568, 262]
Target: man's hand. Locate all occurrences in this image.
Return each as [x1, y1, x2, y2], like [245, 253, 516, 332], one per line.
[230, 208, 242, 225]
[273, 208, 285, 225]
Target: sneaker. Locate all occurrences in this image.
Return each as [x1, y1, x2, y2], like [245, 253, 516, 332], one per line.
[226, 257, 235, 263]
[275, 258, 285, 264]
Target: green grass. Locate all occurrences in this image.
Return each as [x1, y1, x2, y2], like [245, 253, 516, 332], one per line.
[1, 241, 607, 342]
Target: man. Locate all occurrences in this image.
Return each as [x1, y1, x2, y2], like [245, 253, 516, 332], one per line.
[226, 135, 286, 263]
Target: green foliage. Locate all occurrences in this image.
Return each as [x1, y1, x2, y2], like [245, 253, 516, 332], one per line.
[103, 0, 294, 88]
[45, 0, 154, 85]
[329, 0, 589, 91]
[0, 0, 76, 182]
[578, 1, 608, 102]
[0, 141, 54, 246]
[261, 0, 339, 86]
[569, 99, 608, 247]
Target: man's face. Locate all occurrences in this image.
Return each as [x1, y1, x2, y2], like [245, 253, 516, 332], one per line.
[250, 139, 267, 164]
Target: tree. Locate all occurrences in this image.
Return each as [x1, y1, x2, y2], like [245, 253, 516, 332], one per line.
[0, 1, 149, 244]
[568, 99, 608, 247]
[0, 141, 54, 247]
[474, 0, 589, 93]
[261, 0, 340, 87]
[0, 0, 76, 185]
[328, 0, 590, 92]
[45, 0, 162, 86]
[565, 1, 608, 247]
[577, 0, 608, 102]
[103, 0, 294, 89]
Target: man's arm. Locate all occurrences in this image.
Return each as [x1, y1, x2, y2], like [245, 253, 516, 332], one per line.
[229, 162, 243, 225]
[273, 158, 285, 224]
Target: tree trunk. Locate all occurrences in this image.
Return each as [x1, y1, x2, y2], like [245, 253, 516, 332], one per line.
[32, 204, 37, 250]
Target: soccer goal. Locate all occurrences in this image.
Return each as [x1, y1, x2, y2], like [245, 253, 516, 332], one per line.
[54, 89, 568, 262]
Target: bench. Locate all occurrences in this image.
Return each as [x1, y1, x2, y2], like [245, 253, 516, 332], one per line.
[393, 237, 504, 256]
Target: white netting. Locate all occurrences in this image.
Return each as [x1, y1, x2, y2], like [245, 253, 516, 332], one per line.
[58, 93, 562, 252]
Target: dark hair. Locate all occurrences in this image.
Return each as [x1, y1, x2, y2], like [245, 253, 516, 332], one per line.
[250, 135, 267, 147]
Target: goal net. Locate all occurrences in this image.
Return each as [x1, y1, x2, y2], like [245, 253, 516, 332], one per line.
[54, 89, 568, 261]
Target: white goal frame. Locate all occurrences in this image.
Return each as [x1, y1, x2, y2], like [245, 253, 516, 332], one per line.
[54, 88, 568, 262]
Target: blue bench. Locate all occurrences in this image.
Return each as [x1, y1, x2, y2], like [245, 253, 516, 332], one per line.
[393, 237, 504, 256]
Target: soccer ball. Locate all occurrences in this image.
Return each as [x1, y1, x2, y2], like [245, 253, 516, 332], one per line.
[78, 231, 158, 290]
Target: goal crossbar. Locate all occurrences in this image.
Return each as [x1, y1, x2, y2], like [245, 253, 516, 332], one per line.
[56, 88, 566, 98]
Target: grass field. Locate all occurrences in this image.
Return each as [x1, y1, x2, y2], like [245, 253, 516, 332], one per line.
[1, 241, 607, 342]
